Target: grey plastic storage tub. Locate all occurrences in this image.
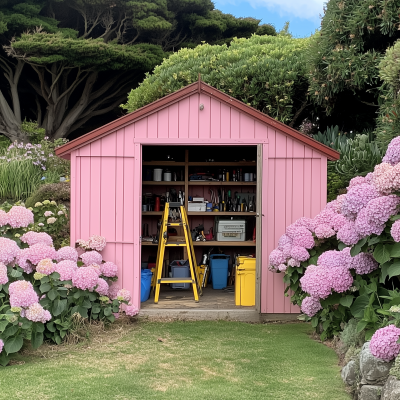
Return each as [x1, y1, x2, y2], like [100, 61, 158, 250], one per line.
[170, 260, 190, 289]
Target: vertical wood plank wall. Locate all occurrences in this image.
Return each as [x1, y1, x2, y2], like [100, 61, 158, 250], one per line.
[71, 92, 328, 313]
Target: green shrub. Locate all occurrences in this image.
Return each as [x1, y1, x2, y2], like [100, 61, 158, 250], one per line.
[122, 35, 310, 125]
[339, 319, 365, 355]
[390, 355, 400, 380]
[25, 182, 70, 209]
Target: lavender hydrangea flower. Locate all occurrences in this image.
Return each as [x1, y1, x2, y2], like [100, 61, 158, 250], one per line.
[301, 296, 322, 317]
[370, 325, 400, 362]
[391, 220, 400, 242]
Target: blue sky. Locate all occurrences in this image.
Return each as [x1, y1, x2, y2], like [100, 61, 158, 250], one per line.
[214, 0, 324, 38]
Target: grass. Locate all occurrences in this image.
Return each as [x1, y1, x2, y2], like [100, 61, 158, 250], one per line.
[0, 320, 350, 400]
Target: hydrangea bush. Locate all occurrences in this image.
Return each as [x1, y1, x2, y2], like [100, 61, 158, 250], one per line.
[270, 136, 400, 342]
[0, 200, 69, 249]
[0, 232, 138, 367]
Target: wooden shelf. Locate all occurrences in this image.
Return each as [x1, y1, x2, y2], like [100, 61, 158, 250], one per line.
[188, 212, 256, 216]
[141, 241, 256, 247]
[143, 181, 185, 186]
[188, 181, 256, 186]
[142, 211, 162, 216]
[143, 161, 185, 166]
[188, 162, 256, 166]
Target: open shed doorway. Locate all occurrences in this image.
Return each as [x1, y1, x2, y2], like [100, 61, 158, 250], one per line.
[139, 144, 261, 312]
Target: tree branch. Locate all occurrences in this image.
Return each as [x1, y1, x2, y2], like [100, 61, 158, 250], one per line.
[289, 99, 309, 128]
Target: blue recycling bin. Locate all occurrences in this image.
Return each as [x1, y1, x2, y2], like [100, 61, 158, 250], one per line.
[141, 269, 153, 302]
[209, 254, 230, 289]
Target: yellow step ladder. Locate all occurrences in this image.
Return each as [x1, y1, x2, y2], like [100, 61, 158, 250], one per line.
[153, 202, 202, 303]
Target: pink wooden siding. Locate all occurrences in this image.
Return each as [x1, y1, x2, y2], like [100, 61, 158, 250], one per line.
[70, 92, 328, 314]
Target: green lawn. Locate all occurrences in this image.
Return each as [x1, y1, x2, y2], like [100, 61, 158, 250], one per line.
[0, 320, 349, 400]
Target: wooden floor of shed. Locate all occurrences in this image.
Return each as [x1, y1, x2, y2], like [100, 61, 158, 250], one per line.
[140, 286, 254, 310]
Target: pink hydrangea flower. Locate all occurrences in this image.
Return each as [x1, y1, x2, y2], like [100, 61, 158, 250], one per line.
[55, 260, 78, 281]
[269, 249, 286, 267]
[125, 304, 139, 317]
[300, 265, 332, 299]
[337, 221, 361, 246]
[355, 196, 400, 237]
[281, 243, 292, 258]
[372, 163, 394, 195]
[0, 210, 8, 226]
[0, 237, 20, 264]
[25, 243, 57, 265]
[44, 211, 53, 217]
[9, 280, 39, 307]
[7, 206, 34, 228]
[16, 248, 33, 273]
[0, 338, 3, 353]
[290, 226, 315, 249]
[108, 281, 120, 300]
[95, 278, 109, 296]
[100, 261, 118, 278]
[117, 289, 131, 302]
[350, 253, 378, 275]
[88, 263, 101, 276]
[317, 250, 351, 269]
[277, 264, 287, 272]
[370, 325, 400, 362]
[347, 176, 366, 189]
[341, 183, 380, 219]
[25, 303, 51, 323]
[81, 251, 102, 266]
[330, 267, 353, 293]
[0, 262, 8, 285]
[382, 136, 400, 166]
[287, 258, 300, 267]
[290, 246, 310, 262]
[72, 267, 99, 290]
[88, 235, 106, 251]
[315, 224, 335, 239]
[20, 231, 53, 247]
[391, 220, 400, 242]
[278, 234, 292, 249]
[36, 259, 56, 275]
[301, 296, 322, 317]
[56, 246, 79, 262]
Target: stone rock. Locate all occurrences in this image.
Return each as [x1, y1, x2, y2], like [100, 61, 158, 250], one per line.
[381, 376, 400, 400]
[359, 385, 382, 400]
[360, 342, 393, 385]
[342, 360, 357, 386]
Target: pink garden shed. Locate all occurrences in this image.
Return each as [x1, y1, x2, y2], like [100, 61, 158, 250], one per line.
[55, 80, 339, 320]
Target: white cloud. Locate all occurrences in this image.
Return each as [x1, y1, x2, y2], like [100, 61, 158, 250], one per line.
[219, 0, 324, 21]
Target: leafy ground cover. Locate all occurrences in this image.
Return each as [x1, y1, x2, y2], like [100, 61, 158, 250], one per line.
[0, 320, 349, 400]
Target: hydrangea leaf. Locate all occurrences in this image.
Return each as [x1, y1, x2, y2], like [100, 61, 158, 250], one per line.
[4, 335, 23, 354]
[339, 295, 354, 308]
[0, 320, 8, 332]
[388, 262, 400, 280]
[356, 320, 368, 333]
[350, 294, 370, 318]
[373, 244, 391, 264]
[389, 243, 400, 258]
[31, 330, 43, 350]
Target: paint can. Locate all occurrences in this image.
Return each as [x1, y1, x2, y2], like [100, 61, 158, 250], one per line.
[249, 173, 254, 182]
[244, 173, 250, 182]
[153, 168, 163, 181]
[142, 205, 147, 212]
[163, 172, 172, 181]
[206, 202, 212, 212]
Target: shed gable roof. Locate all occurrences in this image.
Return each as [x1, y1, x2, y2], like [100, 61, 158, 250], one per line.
[55, 80, 340, 161]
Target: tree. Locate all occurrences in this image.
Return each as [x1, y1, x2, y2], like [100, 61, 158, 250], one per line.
[307, 0, 400, 133]
[0, 0, 273, 142]
[122, 34, 309, 126]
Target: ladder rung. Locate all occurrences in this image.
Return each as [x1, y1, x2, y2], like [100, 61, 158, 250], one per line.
[166, 223, 184, 226]
[165, 242, 187, 246]
[158, 278, 194, 284]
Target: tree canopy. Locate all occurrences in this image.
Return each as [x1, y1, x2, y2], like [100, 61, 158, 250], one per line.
[0, 0, 274, 142]
[306, 0, 400, 133]
[122, 34, 309, 126]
